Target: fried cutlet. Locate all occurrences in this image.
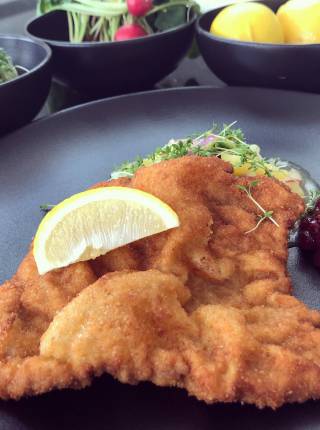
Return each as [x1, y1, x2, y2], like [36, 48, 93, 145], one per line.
[2, 156, 320, 409]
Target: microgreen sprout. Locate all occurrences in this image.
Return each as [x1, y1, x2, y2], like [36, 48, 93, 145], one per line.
[236, 180, 279, 234]
[306, 189, 320, 212]
[111, 122, 277, 179]
[40, 204, 56, 212]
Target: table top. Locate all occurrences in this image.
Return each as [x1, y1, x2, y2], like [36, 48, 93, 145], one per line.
[0, 0, 224, 116]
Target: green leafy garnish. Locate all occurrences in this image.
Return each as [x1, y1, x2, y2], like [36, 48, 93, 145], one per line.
[306, 189, 320, 213]
[111, 122, 274, 179]
[111, 140, 193, 178]
[0, 49, 18, 84]
[236, 180, 279, 234]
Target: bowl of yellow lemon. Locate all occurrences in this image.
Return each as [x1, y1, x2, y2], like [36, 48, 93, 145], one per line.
[196, 0, 320, 92]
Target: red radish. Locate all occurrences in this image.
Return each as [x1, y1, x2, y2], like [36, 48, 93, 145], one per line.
[127, 0, 152, 17]
[114, 24, 147, 41]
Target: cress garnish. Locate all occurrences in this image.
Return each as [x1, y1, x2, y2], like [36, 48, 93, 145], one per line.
[236, 180, 279, 234]
[111, 122, 297, 182]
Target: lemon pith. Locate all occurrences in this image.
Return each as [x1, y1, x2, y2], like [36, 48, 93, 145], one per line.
[33, 187, 180, 275]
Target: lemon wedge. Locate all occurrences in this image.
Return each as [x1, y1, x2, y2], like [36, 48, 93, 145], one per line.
[277, 0, 320, 44]
[33, 187, 179, 275]
[210, 2, 284, 43]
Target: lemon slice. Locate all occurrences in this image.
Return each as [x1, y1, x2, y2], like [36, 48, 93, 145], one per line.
[34, 187, 179, 275]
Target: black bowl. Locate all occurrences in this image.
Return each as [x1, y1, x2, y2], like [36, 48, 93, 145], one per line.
[196, 0, 320, 93]
[0, 35, 52, 135]
[26, 10, 196, 97]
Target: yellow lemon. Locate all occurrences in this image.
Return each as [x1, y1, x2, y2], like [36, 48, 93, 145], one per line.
[33, 187, 179, 275]
[277, 0, 320, 43]
[210, 2, 284, 43]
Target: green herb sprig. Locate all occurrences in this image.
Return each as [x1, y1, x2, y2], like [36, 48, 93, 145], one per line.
[111, 140, 194, 178]
[236, 180, 279, 234]
[0, 48, 18, 84]
[111, 122, 274, 179]
[306, 189, 320, 213]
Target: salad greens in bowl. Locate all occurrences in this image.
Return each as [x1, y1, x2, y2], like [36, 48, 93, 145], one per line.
[0, 35, 52, 135]
[26, 0, 198, 96]
[37, 0, 198, 43]
[0, 48, 19, 84]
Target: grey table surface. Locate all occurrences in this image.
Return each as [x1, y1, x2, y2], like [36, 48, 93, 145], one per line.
[0, 0, 224, 117]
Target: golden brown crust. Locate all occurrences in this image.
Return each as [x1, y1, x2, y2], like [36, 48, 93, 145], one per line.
[1, 156, 315, 408]
[0, 250, 96, 362]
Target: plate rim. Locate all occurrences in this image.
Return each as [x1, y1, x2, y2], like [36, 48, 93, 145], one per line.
[3, 85, 320, 141]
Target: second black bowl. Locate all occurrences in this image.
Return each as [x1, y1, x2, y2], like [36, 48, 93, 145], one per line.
[26, 10, 196, 97]
[0, 35, 51, 136]
[196, 0, 320, 93]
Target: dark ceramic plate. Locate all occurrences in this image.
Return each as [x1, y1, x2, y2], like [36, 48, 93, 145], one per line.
[1, 87, 320, 430]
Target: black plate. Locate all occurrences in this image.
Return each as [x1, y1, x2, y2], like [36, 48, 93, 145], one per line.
[1, 87, 320, 429]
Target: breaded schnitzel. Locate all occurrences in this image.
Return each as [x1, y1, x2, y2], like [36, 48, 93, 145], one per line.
[1, 156, 319, 409]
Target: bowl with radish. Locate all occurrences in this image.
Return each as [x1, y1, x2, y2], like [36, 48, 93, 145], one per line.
[26, 0, 198, 97]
